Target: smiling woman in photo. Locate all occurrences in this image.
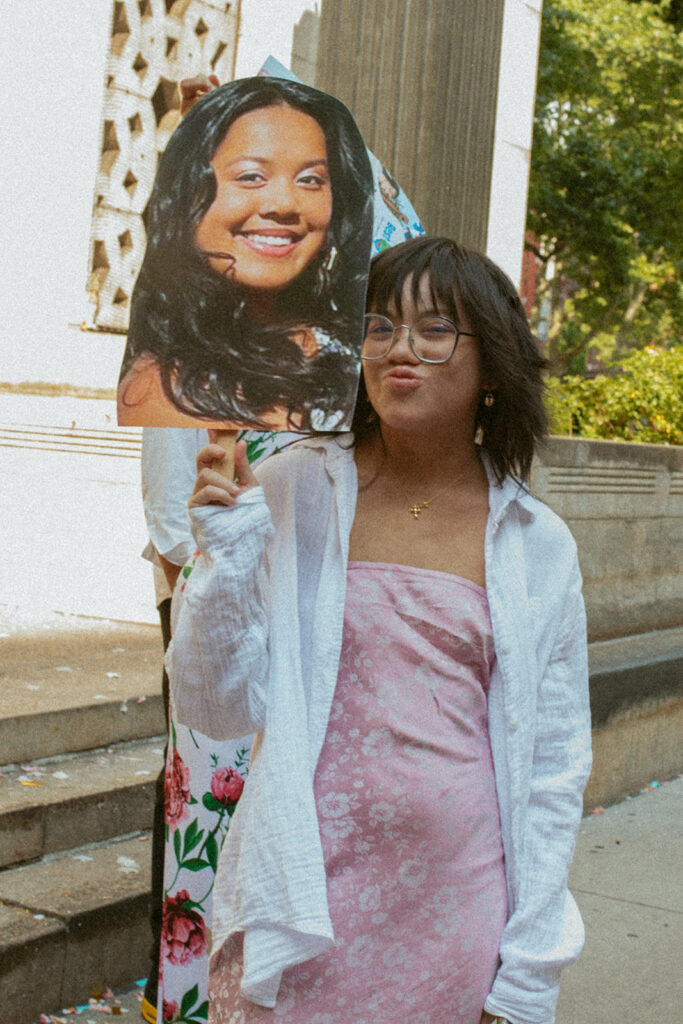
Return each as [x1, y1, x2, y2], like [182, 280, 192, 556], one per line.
[117, 77, 373, 430]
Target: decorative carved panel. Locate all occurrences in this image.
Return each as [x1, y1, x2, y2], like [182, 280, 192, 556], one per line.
[89, 0, 238, 330]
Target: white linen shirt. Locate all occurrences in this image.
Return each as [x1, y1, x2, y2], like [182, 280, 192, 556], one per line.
[167, 435, 592, 1024]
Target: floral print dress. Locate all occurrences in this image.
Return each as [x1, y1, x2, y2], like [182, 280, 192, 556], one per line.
[209, 562, 508, 1024]
[158, 433, 285, 1024]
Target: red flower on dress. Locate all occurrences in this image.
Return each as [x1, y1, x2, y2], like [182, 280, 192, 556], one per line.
[210, 766, 245, 808]
[162, 998, 178, 1021]
[165, 747, 191, 827]
[161, 890, 208, 965]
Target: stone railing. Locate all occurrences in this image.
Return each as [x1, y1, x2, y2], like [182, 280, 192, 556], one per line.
[530, 437, 683, 806]
[531, 436, 683, 641]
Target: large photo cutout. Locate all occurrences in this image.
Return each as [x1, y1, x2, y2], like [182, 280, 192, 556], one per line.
[117, 77, 374, 430]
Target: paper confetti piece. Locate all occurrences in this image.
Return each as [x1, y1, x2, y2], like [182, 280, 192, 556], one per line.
[106, 672, 120, 679]
[55, 666, 72, 672]
[117, 855, 140, 873]
[52, 771, 69, 779]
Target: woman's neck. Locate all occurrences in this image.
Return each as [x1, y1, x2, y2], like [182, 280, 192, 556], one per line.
[360, 423, 486, 494]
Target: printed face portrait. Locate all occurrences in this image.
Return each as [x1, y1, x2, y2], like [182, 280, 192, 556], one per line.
[195, 105, 333, 294]
[117, 78, 374, 432]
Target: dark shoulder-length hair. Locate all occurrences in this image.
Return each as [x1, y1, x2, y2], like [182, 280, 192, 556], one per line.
[352, 236, 548, 482]
[121, 77, 373, 429]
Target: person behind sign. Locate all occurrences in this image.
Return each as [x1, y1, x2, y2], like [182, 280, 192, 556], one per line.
[168, 236, 592, 1024]
[117, 76, 373, 430]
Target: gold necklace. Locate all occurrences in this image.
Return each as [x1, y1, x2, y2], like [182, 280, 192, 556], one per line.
[405, 483, 452, 518]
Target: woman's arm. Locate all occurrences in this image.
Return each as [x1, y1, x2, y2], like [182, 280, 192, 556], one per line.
[166, 441, 274, 740]
[486, 564, 592, 1024]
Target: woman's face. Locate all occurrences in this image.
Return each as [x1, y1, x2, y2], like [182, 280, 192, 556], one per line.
[362, 273, 485, 439]
[195, 104, 333, 294]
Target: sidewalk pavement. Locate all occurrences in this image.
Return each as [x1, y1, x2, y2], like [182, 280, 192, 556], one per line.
[30, 774, 683, 1024]
[556, 773, 682, 1023]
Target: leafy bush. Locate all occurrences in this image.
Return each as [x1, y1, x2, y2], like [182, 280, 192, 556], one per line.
[546, 346, 683, 444]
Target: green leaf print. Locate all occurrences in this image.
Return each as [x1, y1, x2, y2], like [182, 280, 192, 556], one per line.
[202, 791, 225, 813]
[182, 818, 204, 858]
[205, 833, 219, 872]
[180, 983, 200, 1017]
[181, 856, 212, 872]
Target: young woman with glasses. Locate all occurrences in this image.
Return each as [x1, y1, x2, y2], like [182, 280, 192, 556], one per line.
[168, 236, 592, 1024]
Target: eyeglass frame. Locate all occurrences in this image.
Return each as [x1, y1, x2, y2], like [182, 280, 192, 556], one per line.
[360, 312, 477, 365]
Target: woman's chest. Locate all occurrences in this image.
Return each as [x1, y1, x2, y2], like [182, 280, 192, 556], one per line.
[348, 491, 489, 587]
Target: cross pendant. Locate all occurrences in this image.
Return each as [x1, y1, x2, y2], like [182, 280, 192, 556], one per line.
[409, 504, 426, 519]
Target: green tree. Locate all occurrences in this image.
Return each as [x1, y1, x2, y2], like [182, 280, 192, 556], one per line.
[546, 346, 683, 442]
[527, 0, 682, 374]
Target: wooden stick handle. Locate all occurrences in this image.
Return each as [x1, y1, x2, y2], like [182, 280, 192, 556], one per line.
[211, 429, 238, 480]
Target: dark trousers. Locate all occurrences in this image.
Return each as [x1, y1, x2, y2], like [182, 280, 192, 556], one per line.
[145, 597, 172, 1007]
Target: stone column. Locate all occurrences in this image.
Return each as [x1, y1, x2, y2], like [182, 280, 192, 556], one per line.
[313, 0, 541, 286]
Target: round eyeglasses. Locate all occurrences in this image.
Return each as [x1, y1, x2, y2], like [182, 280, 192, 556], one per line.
[361, 313, 476, 364]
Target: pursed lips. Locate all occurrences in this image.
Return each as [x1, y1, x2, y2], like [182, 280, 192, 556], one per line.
[383, 367, 423, 390]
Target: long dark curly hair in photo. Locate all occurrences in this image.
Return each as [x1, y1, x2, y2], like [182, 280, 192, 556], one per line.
[119, 77, 374, 429]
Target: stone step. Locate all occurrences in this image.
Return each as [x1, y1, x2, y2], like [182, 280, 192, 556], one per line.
[0, 833, 153, 1024]
[1, 622, 165, 764]
[0, 737, 165, 870]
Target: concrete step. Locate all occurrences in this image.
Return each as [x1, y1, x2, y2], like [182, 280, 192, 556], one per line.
[0, 622, 165, 764]
[0, 737, 165, 870]
[0, 833, 152, 1024]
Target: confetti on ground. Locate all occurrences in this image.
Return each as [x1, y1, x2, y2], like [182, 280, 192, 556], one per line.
[92, 695, 108, 701]
[55, 666, 72, 672]
[52, 771, 69, 779]
[136, 695, 146, 703]
[120, 702, 128, 713]
[27, 683, 41, 690]
[116, 855, 140, 873]
[111, 648, 126, 653]
[590, 806, 605, 814]
[106, 672, 120, 679]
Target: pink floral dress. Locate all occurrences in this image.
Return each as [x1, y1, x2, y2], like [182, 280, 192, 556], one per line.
[210, 562, 508, 1024]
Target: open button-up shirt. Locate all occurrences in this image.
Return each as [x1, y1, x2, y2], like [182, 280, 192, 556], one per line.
[168, 435, 592, 1024]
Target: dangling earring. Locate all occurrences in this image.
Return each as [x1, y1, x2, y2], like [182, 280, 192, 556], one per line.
[484, 389, 495, 408]
[316, 246, 338, 309]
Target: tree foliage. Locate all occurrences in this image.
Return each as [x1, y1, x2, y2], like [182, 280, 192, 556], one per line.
[546, 346, 683, 443]
[528, 0, 682, 374]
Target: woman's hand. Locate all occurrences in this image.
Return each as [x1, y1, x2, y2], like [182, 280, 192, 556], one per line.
[179, 74, 220, 116]
[189, 438, 257, 508]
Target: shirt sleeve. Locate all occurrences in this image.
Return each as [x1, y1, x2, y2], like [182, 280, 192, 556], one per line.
[166, 487, 274, 740]
[485, 564, 593, 1024]
[141, 427, 206, 566]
